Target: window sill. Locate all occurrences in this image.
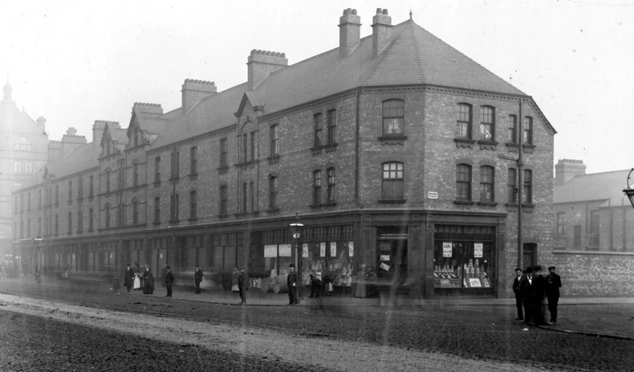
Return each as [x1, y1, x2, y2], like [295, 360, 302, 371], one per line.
[454, 200, 475, 205]
[454, 138, 476, 149]
[378, 199, 406, 204]
[67, 201, 73, 206]
[189, 173, 198, 181]
[266, 207, 281, 214]
[477, 201, 498, 206]
[169, 177, 180, 183]
[217, 166, 229, 174]
[88, 196, 94, 201]
[187, 217, 198, 222]
[154, 181, 161, 187]
[523, 144, 536, 154]
[168, 220, 180, 225]
[477, 140, 498, 151]
[267, 155, 280, 165]
[324, 143, 338, 153]
[309, 203, 322, 209]
[323, 201, 337, 207]
[505, 143, 519, 153]
[152, 222, 161, 226]
[310, 146, 323, 156]
[218, 214, 229, 219]
[378, 135, 407, 146]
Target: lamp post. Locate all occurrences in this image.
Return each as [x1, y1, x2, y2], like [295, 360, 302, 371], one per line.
[34, 237, 43, 283]
[289, 216, 304, 300]
[624, 169, 634, 210]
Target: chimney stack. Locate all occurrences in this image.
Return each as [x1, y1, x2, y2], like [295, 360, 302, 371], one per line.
[61, 127, 87, 158]
[555, 159, 586, 185]
[181, 79, 217, 113]
[372, 8, 392, 58]
[339, 8, 361, 58]
[247, 50, 288, 90]
[36, 116, 47, 133]
[93, 120, 118, 146]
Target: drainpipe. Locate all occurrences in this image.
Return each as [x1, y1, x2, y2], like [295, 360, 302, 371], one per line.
[517, 98, 523, 269]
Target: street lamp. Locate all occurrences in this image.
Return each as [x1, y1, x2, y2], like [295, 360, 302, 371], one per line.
[624, 169, 634, 210]
[34, 237, 43, 283]
[289, 216, 304, 300]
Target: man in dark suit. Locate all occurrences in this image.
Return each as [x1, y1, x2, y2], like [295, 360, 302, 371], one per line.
[545, 266, 562, 324]
[532, 265, 548, 326]
[124, 264, 135, 292]
[238, 268, 248, 304]
[519, 266, 534, 325]
[194, 266, 203, 294]
[512, 268, 524, 321]
[165, 266, 175, 298]
[287, 264, 299, 305]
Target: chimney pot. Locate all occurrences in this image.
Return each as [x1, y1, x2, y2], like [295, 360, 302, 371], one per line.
[372, 8, 392, 58]
[339, 8, 361, 58]
[247, 50, 288, 90]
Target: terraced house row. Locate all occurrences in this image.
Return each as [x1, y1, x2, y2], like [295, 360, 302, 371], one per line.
[12, 8, 556, 298]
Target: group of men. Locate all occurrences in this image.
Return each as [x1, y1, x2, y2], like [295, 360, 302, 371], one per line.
[512, 265, 562, 326]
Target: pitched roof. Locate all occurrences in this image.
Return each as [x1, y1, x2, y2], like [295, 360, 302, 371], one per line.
[151, 18, 537, 150]
[554, 169, 632, 207]
[20, 143, 100, 188]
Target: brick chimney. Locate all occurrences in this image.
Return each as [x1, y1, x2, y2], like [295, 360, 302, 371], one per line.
[61, 127, 87, 157]
[555, 159, 586, 185]
[372, 8, 392, 58]
[181, 79, 217, 113]
[339, 8, 361, 58]
[133, 102, 163, 115]
[247, 50, 288, 90]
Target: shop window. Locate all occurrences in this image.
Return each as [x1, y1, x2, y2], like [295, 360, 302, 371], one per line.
[381, 162, 404, 200]
[382, 99, 404, 136]
[573, 225, 581, 248]
[479, 166, 494, 202]
[433, 225, 495, 291]
[456, 164, 471, 201]
[479, 106, 495, 140]
[456, 103, 472, 139]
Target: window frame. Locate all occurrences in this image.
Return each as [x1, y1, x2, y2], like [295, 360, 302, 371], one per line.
[154, 198, 161, 224]
[479, 106, 495, 141]
[132, 199, 139, 225]
[220, 138, 228, 168]
[313, 113, 322, 148]
[507, 115, 517, 143]
[456, 103, 472, 139]
[523, 116, 533, 145]
[219, 185, 228, 216]
[327, 167, 336, 203]
[456, 164, 472, 201]
[269, 125, 279, 157]
[479, 166, 494, 202]
[327, 109, 337, 144]
[269, 176, 278, 210]
[312, 170, 322, 206]
[381, 162, 405, 201]
[190, 191, 197, 220]
[507, 168, 517, 203]
[556, 212, 566, 235]
[382, 100, 405, 136]
[190, 146, 198, 175]
[522, 169, 533, 204]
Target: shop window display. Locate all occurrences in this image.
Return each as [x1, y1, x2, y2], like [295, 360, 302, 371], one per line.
[433, 225, 495, 293]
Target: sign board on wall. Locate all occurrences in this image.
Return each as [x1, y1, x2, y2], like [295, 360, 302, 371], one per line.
[427, 191, 439, 199]
[348, 242, 354, 257]
[320, 242, 326, 257]
[264, 245, 277, 258]
[443, 242, 452, 257]
[279, 244, 292, 257]
[330, 242, 337, 257]
[474, 243, 483, 258]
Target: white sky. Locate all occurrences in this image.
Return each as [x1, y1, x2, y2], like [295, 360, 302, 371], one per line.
[1, 0, 633, 174]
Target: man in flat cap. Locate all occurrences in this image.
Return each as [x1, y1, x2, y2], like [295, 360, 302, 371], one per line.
[287, 264, 299, 305]
[165, 266, 175, 298]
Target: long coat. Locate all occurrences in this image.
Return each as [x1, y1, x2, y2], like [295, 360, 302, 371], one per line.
[124, 268, 135, 288]
[545, 273, 562, 298]
[194, 269, 203, 284]
[143, 270, 155, 294]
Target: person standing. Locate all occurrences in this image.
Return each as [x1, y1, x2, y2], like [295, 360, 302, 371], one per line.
[545, 266, 562, 324]
[237, 268, 248, 304]
[194, 265, 203, 294]
[287, 264, 299, 305]
[531, 265, 548, 326]
[124, 264, 135, 292]
[355, 264, 367, 298]
[512, 268, 524, 321]
[143, 266, 155, 295]
[165, 266, 175, 298]
[519, 267, 534, 325]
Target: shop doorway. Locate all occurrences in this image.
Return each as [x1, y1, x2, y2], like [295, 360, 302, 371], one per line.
[376, 227, 408, 284]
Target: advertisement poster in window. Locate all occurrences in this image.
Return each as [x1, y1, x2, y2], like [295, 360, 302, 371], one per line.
[264, 245, 277, 258]
[348, 241, 354, 257]
[279, 244, 292, 257]
[443, 242, 452, 257]
[302, 243, 308, 258]
[320, 242, 326, 257]
[330, 242, 336, 257]
[474, 243, 483, 258]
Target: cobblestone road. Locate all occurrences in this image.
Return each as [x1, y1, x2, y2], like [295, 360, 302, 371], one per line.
[1, 281, 632, 371]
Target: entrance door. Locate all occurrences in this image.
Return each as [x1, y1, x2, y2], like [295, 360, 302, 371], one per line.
[523, 243, 536, 270]
[377, 227, 408, 284]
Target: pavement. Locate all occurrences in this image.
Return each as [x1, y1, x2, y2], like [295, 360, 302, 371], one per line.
[3, 274, 634, 341]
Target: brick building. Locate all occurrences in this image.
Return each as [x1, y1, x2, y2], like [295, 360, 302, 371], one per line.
[13, 8, 556, 298]
[552, 159, 634, 296]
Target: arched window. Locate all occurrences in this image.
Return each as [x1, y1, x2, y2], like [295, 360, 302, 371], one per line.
[507, 115, 517, 143]
[456, 164, 471, 200]
[14, 137, 31, 151]
[382, 100, 404, 136]
[270, 125, 279, 156]
[382, 162, 404, 200]
[327, 109, 337, 144]
[523, 116, 533, 145]
[479, 166, 494, 202]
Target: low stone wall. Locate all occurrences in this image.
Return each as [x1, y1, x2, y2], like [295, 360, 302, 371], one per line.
[552, 250, 634, 297]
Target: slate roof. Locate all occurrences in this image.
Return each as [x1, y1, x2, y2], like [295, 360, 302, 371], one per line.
[129, 105, 179, 136]
[150, 18, 530, 151]
[20, 143, 100, 188]
[554, 169, 632, 207]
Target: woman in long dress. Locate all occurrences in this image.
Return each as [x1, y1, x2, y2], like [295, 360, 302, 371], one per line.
[143, 267, 154, 295]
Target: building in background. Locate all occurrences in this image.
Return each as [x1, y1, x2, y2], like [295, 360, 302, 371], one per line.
[553, 159, 634, 296]
[0, 81, 50, 264]
[12, 8, 556, 298]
